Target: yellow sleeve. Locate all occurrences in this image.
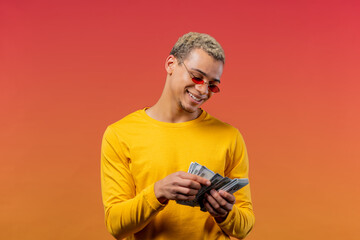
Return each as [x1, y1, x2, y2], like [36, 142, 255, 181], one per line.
[101, 126, 166, 239]
[217, 130, 255, 239]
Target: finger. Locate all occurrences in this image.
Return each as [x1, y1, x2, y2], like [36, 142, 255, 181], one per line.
[204, 196, 227, 217]
[218, 190, 236, 204]
[176, 186, 198, 196]
[205, 193, 228, 216]
[193, 175, 211, 186]
[179, 172, 211, 186]
[177, 178, 202, 190]
[210, 189, 233, 212]
[203, 198, 220, 217]
[173, 193, 196, 201]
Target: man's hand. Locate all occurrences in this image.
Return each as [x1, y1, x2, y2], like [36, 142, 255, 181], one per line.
[154, 171, 211, 204]
[203, 189, 236, 222]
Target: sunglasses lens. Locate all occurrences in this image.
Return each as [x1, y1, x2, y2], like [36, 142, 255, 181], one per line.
[192, 78, 204, 84]
[191, 77, 220, 93]
[209, 85, 220, 93]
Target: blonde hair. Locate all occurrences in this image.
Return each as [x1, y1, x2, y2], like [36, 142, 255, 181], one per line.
[170, 32, 225, 64]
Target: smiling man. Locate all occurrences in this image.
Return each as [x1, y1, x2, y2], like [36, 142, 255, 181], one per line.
[101, 32, 255, 240]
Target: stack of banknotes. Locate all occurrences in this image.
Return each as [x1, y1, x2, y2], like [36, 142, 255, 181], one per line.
[176, 162, 249, 211]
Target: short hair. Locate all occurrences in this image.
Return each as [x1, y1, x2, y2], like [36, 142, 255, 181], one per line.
[170, 32, 225, 64]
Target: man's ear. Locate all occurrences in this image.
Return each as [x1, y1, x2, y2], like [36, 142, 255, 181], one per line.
[165, 55, 177, 74]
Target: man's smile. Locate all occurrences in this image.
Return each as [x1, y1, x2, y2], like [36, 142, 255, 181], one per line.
[186, 89, 206, 103]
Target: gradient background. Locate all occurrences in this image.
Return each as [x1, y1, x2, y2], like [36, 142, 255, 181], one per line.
[1, 0, 359, 239]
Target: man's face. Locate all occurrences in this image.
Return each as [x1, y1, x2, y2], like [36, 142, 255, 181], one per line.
[169, 48, 224, 114]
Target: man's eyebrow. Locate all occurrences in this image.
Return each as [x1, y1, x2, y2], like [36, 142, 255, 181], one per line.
[191, 68, 221, 83]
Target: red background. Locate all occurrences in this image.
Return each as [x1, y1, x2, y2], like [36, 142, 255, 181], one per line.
[1, 0, 359, 239]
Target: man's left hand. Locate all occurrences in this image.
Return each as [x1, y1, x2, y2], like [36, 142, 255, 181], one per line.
[203, 189, 236, 222]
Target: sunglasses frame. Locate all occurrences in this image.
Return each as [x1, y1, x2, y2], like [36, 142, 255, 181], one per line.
[181, 61, 220, 93]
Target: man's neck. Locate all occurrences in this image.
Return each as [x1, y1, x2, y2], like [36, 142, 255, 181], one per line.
[146, 99, 202, 123]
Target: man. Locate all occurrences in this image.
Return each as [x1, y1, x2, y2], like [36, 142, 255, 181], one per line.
[101, 32, 255, 239]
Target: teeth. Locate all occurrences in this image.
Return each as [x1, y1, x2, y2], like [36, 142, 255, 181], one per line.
[188, 92, 201, 101]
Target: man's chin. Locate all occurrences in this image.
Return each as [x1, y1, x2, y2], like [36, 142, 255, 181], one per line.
[179, 101, 199, 114]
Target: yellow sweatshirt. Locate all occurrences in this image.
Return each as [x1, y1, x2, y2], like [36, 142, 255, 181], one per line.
[101, 109, 255, 240]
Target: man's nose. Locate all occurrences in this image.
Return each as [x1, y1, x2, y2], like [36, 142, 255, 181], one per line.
[195, 83, 209, 95]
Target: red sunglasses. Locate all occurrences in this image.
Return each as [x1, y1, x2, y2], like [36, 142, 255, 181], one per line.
[182, 62, 220, 93]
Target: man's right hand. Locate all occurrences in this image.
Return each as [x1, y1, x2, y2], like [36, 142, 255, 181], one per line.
[154, 171, 211, 204]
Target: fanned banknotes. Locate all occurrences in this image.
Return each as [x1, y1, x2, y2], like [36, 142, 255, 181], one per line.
[176, 162, 249, 211]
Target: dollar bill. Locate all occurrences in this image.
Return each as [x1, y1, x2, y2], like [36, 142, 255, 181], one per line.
[198, 166, 215, 180]
[219, 178, 249, 194]
[192, 162, 202, 175]
[188, 162, 195, 173]
[177, 162, 249, 209]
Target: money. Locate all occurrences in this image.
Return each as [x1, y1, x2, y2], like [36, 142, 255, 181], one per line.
[188, 162, 195, 173]
[219, 178, 249, 194]
[198, 166, 215, 180]
[176, 162, 249, 210]
[191, 163, 203, 175]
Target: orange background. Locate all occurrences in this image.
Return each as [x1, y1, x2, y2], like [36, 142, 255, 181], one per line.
[1, 0, 359, 239]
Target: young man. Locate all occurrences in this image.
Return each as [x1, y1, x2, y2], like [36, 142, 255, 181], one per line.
[101, 32, 255, 239]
